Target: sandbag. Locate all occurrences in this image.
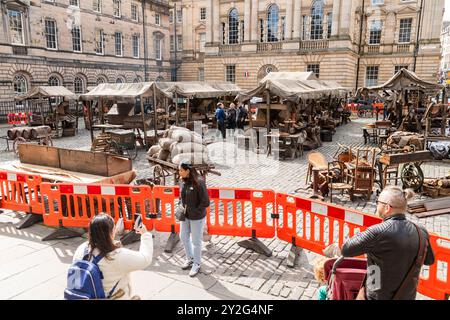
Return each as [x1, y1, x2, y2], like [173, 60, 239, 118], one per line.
[157, 149, 171, 161]
[171, 152, 210, 165]
[158, 138, 176, 151]
[169, 130, 203, 144]
[147, 144, 161, 156]
[170, 142, 206, 158]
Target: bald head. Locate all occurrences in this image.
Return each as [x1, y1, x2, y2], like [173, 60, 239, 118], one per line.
[377, 186, 414, 217]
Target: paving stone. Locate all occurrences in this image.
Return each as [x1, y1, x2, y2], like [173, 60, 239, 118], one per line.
[280, 286, 291, 298]
[290, 287, 305, 300]
[269, 282, 284, 296]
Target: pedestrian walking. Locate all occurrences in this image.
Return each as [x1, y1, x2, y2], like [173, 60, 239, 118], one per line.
[227, 103, 237, 130]
[236, 102, 248, 130]
[178, 162, 210, 277]
[341, 186, 435, 300]
[215, 102, 226, 139]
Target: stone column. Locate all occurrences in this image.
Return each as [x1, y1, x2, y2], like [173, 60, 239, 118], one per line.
[251, 0, 258, 41]
[339, 0, 352, 36]
[292, 0, 301, 40]
[244, 0, 251, 42]
[285, 0, 293, 40]
[206, 0, 213, 43]
[331, 0, 340, 36]
[212, 0, 220, 43]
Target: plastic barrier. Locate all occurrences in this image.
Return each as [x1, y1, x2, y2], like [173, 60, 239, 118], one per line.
[0, 171, 43, 214]
[345, 103, 359, 114]
[418, 233, 450, 300]
[276, 193, 380, 254]
[151, 185, 180, 233]
[207, 187, 276, 238]
[7, 112, 30, 125]
[372, 103, 384, 114]
[40, 183, 154, 230]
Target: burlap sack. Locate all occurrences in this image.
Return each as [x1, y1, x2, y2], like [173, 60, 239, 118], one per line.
[158, 138, 177, 151]
[147, 145, 161, 156]
[157, 149, 171, 161]
[170, 142, 205, 158]
[171, 152, 210, 165]
[169, 130, 203, 144]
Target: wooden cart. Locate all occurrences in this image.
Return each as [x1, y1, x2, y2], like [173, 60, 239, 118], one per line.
[147, 157, 220, 185]
[377, 150, 434, 191]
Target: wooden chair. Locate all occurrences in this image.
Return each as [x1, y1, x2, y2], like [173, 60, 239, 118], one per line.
[306, 151, 328, 184]
[347, 148, 376, 200]
[326, 161, 353, 203]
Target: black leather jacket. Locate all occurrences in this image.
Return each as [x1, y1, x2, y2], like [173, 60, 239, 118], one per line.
[180, 178, 210, 220]
[341, 214, 435, 300]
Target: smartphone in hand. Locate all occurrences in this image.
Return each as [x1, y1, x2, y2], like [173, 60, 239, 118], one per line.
[134, 215, 142, 230]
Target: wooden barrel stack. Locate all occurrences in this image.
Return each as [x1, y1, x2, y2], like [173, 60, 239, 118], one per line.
[7, 126, 51, 140]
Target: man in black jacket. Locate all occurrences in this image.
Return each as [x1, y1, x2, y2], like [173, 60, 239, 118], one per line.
[341, 186, 435, 300]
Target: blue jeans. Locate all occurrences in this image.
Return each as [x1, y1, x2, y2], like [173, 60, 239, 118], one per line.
[180, 217, 205, 266]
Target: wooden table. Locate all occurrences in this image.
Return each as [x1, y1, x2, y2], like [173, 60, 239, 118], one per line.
[362, 126, 391, 145]
[265, 133, 303, 160]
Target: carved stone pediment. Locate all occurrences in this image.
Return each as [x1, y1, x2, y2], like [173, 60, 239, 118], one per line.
[2, 0, 30, 8]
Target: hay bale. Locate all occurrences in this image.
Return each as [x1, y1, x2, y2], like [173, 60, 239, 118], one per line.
[158, 138, 176, 151]
[147, 144, 161, 156]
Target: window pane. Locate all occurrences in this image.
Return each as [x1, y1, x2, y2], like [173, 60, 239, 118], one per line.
[200, 8, 206, 20]
[72, 26, 82, 52]
[69, 0, 79, 6]
[95, 29, 104, 54]
[131, 4, 138, 21]
[48, 76, 60, 86]
[200, 33, 206, 52]
[14, 74, 28, 95]
[8, 10, 24, 45]
[327, 12, 332, 38]
[45, 20, 57, 49]
[170, 35, 174, 52]
[198, 68, 204, 81]
[155, 14, 160, 25]
[93, 0, 101, 12]
[310, 0, 324, 40]
[115, 32, 122, 56]
[113, 0, 121, 17]
[394, 65, 408, 74]
[74, 77, 84, 94]
[307, 64, 320, 78]
[177, 35, 182, 51]
[228, 9, 239, 44]
[365, 66, 379, 87]
[399, 18, 412, 43]
[267, 4, 279, 42]
[369, 20, 382, 45]
[133, 35, 140, 58]
[226, 65, 235, 83]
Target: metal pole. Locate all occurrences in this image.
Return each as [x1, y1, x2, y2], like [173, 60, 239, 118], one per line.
[89, 100, 94, 143]
[355, 0, 365, 91]
[173, 2, 177, 81]
[175, 92, 179, 126]
[186, 97, 190, 127]
[142, 0, 149, 81]
[266, 91, 271, 134]
[153, 84, 158, 142]
[413, 0, 424, 72]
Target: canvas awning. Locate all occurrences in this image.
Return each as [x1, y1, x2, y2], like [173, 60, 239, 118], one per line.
[161, 81, 242, 99]
[236, 72, 348, 103]
[357, 69, 443, 95]
[80, 82, 154, 100]
[15, 86, 78, 101]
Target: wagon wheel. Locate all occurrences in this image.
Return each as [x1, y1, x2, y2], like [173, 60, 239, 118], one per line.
[13, 137, 27, 156]
[401, 163, 424, 191]
[109, 141, 123, 156]
[40, 136, 53, 147]
[152, 165, 166, 186]
[124, 145, 138, 160]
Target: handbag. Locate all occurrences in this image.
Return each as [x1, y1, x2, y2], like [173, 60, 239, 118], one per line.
[175, 203, 186, 221]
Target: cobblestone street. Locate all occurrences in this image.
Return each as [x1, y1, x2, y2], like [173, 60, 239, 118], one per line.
[0, 117, 448, 300]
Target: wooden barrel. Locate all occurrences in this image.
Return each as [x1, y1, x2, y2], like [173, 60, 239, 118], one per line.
[8, 127, 28, 139]
[31, 126, 51, 139]
[22, 128, 32, 139]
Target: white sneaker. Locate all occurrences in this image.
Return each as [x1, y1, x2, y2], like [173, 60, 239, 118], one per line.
[189, 263, 201, 277]
[181, 259, 193, 270]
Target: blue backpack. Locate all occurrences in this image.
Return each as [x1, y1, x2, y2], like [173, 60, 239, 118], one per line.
[64, 248, 118, 300]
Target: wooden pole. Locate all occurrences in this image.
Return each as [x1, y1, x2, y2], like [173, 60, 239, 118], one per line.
[141, 95, 148, 148]
[186, 97, 190, 128]
[175, 93, 179, 126]
[99, 97, 105, 134]
[89, 100, 94, 143]
[153, 84, 158, 143]
[164, 97, 168, 129]
[39, 94, 44, 126]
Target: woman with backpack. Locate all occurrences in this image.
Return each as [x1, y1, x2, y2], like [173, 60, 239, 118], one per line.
[178, 162, 210, 277]
[70, 214, 153, 300]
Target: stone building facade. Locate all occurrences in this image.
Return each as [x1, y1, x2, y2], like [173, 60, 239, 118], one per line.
[171, 0, 444, 91]
[0, 0, 171, 101]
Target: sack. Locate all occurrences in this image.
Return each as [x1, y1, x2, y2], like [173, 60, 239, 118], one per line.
[175, 204, 186, 221]
[64, 248, 118, 300]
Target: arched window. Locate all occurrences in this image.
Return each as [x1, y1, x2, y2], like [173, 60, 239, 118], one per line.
[228, 8, 239, 44]
[96, 76, 107, 85]
[133, 76, 142, 83]
[257, 64, 278, 81]
[267, 4, 279, 42]
[310, 0, 324, 40]
[155, 76, 164, 82]
[116, 77, 125, 84]
[13, 74, 28, 95]
[48, 75, 60, 86]
[74, 76, 85, 94]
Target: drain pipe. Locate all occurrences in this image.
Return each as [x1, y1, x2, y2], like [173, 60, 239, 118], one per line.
[413, 0, 424, 72]
[355, 0, 365, 91]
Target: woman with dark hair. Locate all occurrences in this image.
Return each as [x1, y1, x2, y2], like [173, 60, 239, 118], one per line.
[178, 162, 210, 277]
[72, 213, 153, 299]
